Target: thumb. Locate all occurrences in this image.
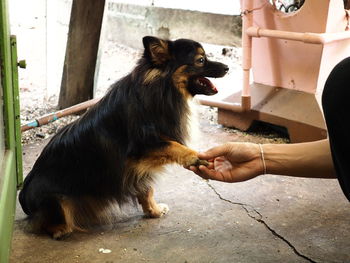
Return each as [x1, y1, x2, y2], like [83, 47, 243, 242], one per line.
[198, 144, 231, 160]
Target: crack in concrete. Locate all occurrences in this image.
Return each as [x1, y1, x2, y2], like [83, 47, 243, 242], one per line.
[207, 182, 318, 263]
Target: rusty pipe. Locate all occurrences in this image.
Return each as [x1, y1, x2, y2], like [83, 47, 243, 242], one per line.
[21, 97, 101, 132]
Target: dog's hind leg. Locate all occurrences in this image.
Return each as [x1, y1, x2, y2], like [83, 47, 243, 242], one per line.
[137, 187, 169, 218]
[40, 197, 78, 239]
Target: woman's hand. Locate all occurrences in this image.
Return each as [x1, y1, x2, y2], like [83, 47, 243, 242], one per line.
[190, 142, 264, 182]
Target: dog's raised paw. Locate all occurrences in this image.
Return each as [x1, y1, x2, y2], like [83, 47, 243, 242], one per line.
[189, 158, 209, 167]
[184, 156, 209, 168]
[196, 159, 209, 167]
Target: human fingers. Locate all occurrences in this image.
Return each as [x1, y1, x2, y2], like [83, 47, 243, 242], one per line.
[187, 161, 214, 172]
[187, 165, 210, 178]
[188, 165, 199, 173]
[198, 143, 232, 160]
[197, 165, 226, 181]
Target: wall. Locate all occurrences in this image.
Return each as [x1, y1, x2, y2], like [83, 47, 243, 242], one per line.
[105, 2, 242, 49]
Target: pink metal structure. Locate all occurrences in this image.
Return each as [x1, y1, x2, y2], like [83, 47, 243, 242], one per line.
[201, 0, 350, 142]
[246, 0, 350, 97]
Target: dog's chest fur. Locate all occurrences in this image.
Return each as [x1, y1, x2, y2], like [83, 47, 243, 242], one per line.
[183, 98, 200, 148]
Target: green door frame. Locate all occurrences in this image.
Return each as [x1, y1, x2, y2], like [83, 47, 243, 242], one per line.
[0, 0, 24, 261]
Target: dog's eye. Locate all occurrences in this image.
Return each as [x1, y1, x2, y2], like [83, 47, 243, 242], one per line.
[196, 57, 205, 65]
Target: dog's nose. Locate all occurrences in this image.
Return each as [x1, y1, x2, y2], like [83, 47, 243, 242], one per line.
[224, 65, 229, 73]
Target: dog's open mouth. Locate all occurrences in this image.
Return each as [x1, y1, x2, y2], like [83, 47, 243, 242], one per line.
[194, 77, 218, 95]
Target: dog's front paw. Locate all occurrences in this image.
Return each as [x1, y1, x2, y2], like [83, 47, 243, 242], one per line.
[194, 159, 209, 167]
[145, 203, 169, 218]
[157, 203, 170, 217]
[184, 156, 209, 167]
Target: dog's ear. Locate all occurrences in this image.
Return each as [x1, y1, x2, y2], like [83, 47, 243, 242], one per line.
[143, 36, 171, 65]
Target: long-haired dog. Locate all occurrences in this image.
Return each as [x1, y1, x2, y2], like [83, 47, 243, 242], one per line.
[19, 36, 229, 239]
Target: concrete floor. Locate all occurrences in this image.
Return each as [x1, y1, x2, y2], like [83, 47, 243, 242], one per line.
[10, 113, 350, 263]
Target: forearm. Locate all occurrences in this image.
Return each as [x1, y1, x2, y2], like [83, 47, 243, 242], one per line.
[262, 139, 336, 178]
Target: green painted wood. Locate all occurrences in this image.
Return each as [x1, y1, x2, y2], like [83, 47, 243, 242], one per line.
[0, 57, 4, 173]
[0, 0, 15, 151]
[0, 151, 16, 263]
[0, 0, 23, 261]
[10, 35, 23, 188]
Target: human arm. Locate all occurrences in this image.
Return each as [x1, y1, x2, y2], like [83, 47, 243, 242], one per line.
[190, 139, 336, 182]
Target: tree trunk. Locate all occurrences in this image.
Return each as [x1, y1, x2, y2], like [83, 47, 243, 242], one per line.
[58, 0, 105, 109]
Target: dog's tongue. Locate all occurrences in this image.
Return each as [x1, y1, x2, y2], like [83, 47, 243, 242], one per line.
[198, 77, 218, 92]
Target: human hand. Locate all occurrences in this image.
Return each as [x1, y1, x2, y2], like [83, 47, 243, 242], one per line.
[189, 142, 263, 183]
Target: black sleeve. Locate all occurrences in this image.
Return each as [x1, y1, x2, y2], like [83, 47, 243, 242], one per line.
[322, 57, 350, 201]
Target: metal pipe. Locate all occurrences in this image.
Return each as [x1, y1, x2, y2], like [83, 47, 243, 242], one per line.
[246, 26, 350, 44]
[203, 0, 253, 113]
[198, 95, 251, 112]
[21, 97, 101, 132]
[241, 0, 253, 99]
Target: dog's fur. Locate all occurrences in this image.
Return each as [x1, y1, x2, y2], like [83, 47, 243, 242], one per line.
[19, 36, 228, 239]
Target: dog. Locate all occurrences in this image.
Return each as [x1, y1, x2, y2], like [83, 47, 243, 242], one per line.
[19, 36, 229, 239]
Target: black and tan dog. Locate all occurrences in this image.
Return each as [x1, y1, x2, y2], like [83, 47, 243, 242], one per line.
[19, 36, 229, 239]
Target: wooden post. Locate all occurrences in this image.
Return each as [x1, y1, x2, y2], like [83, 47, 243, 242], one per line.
[346, 0, 350, 9]
[58, 0, 105, 109]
